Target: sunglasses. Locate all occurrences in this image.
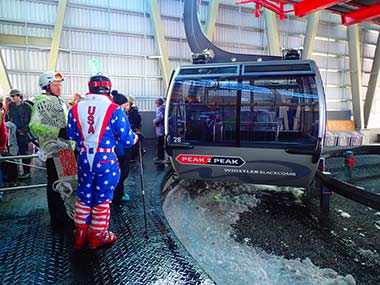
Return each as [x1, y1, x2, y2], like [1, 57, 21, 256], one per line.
[10, 94, 19, 97]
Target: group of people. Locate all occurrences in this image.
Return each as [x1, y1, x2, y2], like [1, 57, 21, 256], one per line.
[0, 71, 166, 250]
[0, 88, 34, 193]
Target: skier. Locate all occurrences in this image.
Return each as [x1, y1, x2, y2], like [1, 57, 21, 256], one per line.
[67, 73, 137, 249]
[29, 71, 71, 226]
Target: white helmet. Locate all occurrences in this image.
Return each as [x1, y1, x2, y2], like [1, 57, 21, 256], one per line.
[39, 71, 64, 89]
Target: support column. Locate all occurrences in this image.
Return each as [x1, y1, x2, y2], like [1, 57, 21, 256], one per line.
[303, 12, 320, 59]
[263, 9, 280, 56]
[148, 0, 171, 91]
[0, 51, 11, 94]
[347, 24, 364, 130]
[363, 33, 380, 128]
[48, 0, 67, 71]
[205, 0, 220, 40]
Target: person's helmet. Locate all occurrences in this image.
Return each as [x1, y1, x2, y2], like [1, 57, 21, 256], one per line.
[88, 73, 112, 94]
[39, 71, 64, 90]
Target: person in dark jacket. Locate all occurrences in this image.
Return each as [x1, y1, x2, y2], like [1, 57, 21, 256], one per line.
[0, 104, 8, 199]
[111, 91, 133, 204]
[8, 89, 32, 179]
[153, 97, 165, 161]
[125, 95, 142, 161]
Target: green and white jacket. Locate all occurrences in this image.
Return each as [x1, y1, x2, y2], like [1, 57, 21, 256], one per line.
[29, 93, 68, 147]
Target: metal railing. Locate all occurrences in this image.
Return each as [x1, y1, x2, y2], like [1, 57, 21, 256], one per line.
[0, 154, 47, 191]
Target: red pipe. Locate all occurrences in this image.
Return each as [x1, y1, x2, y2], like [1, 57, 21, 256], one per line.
[342, 3, 380, 26]
[294, 0, 347, 17]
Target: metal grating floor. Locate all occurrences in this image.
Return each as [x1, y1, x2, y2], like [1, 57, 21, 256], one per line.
[0, 140, 214, 285]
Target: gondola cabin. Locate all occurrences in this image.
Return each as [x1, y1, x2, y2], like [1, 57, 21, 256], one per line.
[165, 60, 326, 187]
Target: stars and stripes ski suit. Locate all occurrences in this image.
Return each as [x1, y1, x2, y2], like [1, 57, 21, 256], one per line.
[67, 93, 135, 233]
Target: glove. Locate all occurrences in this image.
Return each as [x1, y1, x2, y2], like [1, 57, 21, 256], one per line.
[58, 127, 69, 140]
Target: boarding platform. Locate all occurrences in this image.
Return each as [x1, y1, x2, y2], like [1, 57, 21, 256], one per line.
[0, 139, 213, 284]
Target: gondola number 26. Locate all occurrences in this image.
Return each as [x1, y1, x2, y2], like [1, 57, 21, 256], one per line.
[173, 137, 182, 143]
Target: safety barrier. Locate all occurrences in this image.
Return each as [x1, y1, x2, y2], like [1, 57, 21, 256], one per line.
[317, 145, 380, 211]
[0, 154, 47, 192]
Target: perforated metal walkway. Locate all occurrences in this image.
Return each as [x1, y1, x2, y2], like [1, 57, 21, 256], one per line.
[0, 140, 214, 285]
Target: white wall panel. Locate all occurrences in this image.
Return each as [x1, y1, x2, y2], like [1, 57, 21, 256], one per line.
[362, 30, 379, 45]
[111, 57, 144, 75]
[240, 29, 263, 46]
[314, 39, 347, 56]
[362, 44, 376, 59]
[326, 100, 351, 111]
[110, 0, 146, 12]
[27, 49, 49, 71]
[27, 26, 52, 38]
[0, 0, 25, 22]
[214, 25, 239, 43]
[26, 1, 57, 25]
[160, 0, 182, 18]
[318, 23, 347, 41]
[279, 33, 303, 49]
[110, 12, 148, 34]
[8, 73, 40, 98]
[145, 79, 164, 98]
[218, 6, 241, 26]
[69, 0, 107, 8]
[57, 53, 70, 72]
[2, 48, 27, 70]
[146, 59, 161, 76]
[162, 18, 182, 38]
[69, 75, 89, 97]
[0, 22, 25, 36]
[278, 17, 306, 34]
[66, 7, 108, 30]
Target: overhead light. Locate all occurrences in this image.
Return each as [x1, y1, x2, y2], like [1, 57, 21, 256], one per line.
[147, 55, 162, 59]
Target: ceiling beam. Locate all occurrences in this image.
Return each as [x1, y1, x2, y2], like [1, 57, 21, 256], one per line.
[148, 0, 171, 91]
[303, 12, 320, 59]
[48, 0, 67, 71]
[364, 33, 380, 128]
[205, 0, 220, 40]
[294, 0, 347, 17]
[0, 34, 51, 47]
[0, 50, 11, 95]
[263, 9, 280, 56]
[342, 3, 380, 26]
[347, 24, 364, 130]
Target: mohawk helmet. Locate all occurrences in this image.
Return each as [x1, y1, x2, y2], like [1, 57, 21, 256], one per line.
[88, 73, 112, 94]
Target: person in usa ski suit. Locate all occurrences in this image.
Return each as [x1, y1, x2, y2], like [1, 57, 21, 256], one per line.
[67, 74, 137, 249]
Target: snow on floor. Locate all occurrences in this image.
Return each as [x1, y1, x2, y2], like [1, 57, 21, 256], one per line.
[162, 179, 356, 285]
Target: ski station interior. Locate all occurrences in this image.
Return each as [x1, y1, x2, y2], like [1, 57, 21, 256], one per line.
[0, 0, 380, 284]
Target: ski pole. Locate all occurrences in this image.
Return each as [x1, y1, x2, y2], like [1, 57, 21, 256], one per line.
[138, 138, 148, 234]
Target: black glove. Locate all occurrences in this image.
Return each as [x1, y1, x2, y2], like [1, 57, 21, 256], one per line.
[58, 127, 69, 140]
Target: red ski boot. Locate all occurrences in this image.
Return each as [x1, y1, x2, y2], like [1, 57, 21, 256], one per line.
[74, 226, 88, 250]
[88, 230, 117, 249]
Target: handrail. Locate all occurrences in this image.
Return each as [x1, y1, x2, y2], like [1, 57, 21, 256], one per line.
[315, 171, 380, 211]
[0, 154, 39, 160]
[1, 184, 47, 192]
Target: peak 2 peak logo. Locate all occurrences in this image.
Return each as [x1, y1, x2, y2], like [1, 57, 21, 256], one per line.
[176, 154, 245, 167]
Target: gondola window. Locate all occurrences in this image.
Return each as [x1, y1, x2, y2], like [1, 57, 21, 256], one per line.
[168, 74, 319, 149]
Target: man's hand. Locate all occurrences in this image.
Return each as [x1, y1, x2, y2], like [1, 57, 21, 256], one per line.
[133, 132, 144, 145]
[133, 133, 139, 145]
